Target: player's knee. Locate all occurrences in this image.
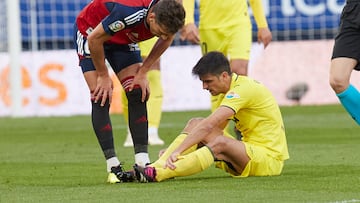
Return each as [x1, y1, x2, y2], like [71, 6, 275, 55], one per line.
[126, 87, 143, 103]
[329, 75, 349, 93]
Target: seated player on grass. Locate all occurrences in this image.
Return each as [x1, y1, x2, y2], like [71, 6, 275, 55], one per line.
[118, 51, 290, 182]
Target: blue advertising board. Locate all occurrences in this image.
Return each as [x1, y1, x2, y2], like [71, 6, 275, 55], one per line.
[263, 0, 344, 30]
[19, 0, 345, 42]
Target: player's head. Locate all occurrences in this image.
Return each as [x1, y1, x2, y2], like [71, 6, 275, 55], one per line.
[192, 51, 232, 76]
[192, 51, 232, 95]
[148, 0, 185, 40]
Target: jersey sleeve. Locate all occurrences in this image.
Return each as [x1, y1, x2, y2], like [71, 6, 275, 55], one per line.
[102, 3, 144, 35]
[248, 0, 268, 28]
[220, 86, 247, 113]
[183, 0, 195, 25]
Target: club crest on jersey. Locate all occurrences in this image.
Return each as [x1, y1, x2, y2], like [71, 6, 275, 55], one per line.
[108, 20, 125, 32]
[226, 92, 240, 99]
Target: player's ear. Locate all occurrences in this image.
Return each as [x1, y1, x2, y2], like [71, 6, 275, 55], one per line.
[221, 71, 229, 79]
[148, 13, 156, 23]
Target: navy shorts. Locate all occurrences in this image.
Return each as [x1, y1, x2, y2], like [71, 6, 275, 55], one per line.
[74, 24, 142, 74]
[332, 1, 360, 71]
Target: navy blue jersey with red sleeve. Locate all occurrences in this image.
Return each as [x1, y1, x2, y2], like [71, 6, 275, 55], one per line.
[76, 0, 158, 44]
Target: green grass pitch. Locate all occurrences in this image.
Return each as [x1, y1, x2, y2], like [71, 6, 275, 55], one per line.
[0, 105, 359, 202]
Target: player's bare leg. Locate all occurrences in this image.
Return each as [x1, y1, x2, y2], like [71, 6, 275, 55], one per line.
[330, 57, 360, 124]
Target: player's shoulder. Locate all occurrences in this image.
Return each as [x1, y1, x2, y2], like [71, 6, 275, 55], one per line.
[111, 0, 153, 7]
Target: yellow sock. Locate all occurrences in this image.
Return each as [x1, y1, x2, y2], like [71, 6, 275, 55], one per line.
[147, 69, 163, 129]
[154, 146, 214, 182]
[151, 133, 197, 168]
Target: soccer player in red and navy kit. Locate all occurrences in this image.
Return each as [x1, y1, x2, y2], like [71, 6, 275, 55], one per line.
[74, 0, 185, 183]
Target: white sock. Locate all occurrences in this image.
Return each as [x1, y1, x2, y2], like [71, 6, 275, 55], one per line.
[106, 157, 121, 172]
[135, 153, 150, 167]
[148, 127, 158, 135]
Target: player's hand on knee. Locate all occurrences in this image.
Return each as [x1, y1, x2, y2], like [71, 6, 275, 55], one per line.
[129, 72, 150, 102]
[94, 76, 113, 106]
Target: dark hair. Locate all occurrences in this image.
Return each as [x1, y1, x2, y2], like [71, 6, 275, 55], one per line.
[152, 0, 185, 34]
[192, 51, 232, 77]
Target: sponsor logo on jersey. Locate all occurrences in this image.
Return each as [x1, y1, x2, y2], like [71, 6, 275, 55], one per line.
[225, 92, 240, 99]
[108, 20, 125, 32]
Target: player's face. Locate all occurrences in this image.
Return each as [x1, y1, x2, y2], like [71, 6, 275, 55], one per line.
[148, 14, 172, 40]
[199, 72, 229, 96]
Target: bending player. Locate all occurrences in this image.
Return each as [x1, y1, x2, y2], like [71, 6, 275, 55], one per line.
[74, 0, 185, 183]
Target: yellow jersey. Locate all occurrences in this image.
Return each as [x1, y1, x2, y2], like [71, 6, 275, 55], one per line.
[220, 74, 289, 161]
[183, 0, 268, 29]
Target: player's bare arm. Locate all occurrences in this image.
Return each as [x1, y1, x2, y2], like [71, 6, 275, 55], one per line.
[165, 106, 234, 169]
[249, 0, 272, 48]
[87, 23, 113, 106]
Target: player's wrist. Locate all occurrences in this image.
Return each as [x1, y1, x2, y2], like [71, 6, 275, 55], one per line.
[97, 71, 110, 77]
[139, 65, 150, 75]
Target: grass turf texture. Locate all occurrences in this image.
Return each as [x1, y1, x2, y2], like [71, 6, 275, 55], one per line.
[0, 104, 359, 203]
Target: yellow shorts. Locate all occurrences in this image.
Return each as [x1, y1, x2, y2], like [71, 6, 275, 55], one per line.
[138, 37, 158, 57]
[199, 23, 252, 60]
[215, 143, 284, 177]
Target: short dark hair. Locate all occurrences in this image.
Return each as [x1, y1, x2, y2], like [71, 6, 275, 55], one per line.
[192, 51, 232, 77]
[152, 0, 185, 34]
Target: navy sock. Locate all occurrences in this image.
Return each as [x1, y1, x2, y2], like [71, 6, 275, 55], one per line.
[91, 99, 116, 159]
[126, 87, 148, 153]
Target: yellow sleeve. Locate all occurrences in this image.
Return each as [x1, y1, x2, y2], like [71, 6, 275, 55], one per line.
[249, 0, 268, 28]
[182, 0, 195, 25]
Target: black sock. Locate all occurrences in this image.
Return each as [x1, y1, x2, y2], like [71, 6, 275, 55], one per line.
[91, 99, 116, 159]
[126, 87, 148, 154]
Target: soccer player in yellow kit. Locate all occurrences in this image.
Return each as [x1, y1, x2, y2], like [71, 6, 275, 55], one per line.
[122, 37, 165, 147]
[181, 0, 272, 75]
[131, 52, 289, 182]
[181, 0, 272, 138]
